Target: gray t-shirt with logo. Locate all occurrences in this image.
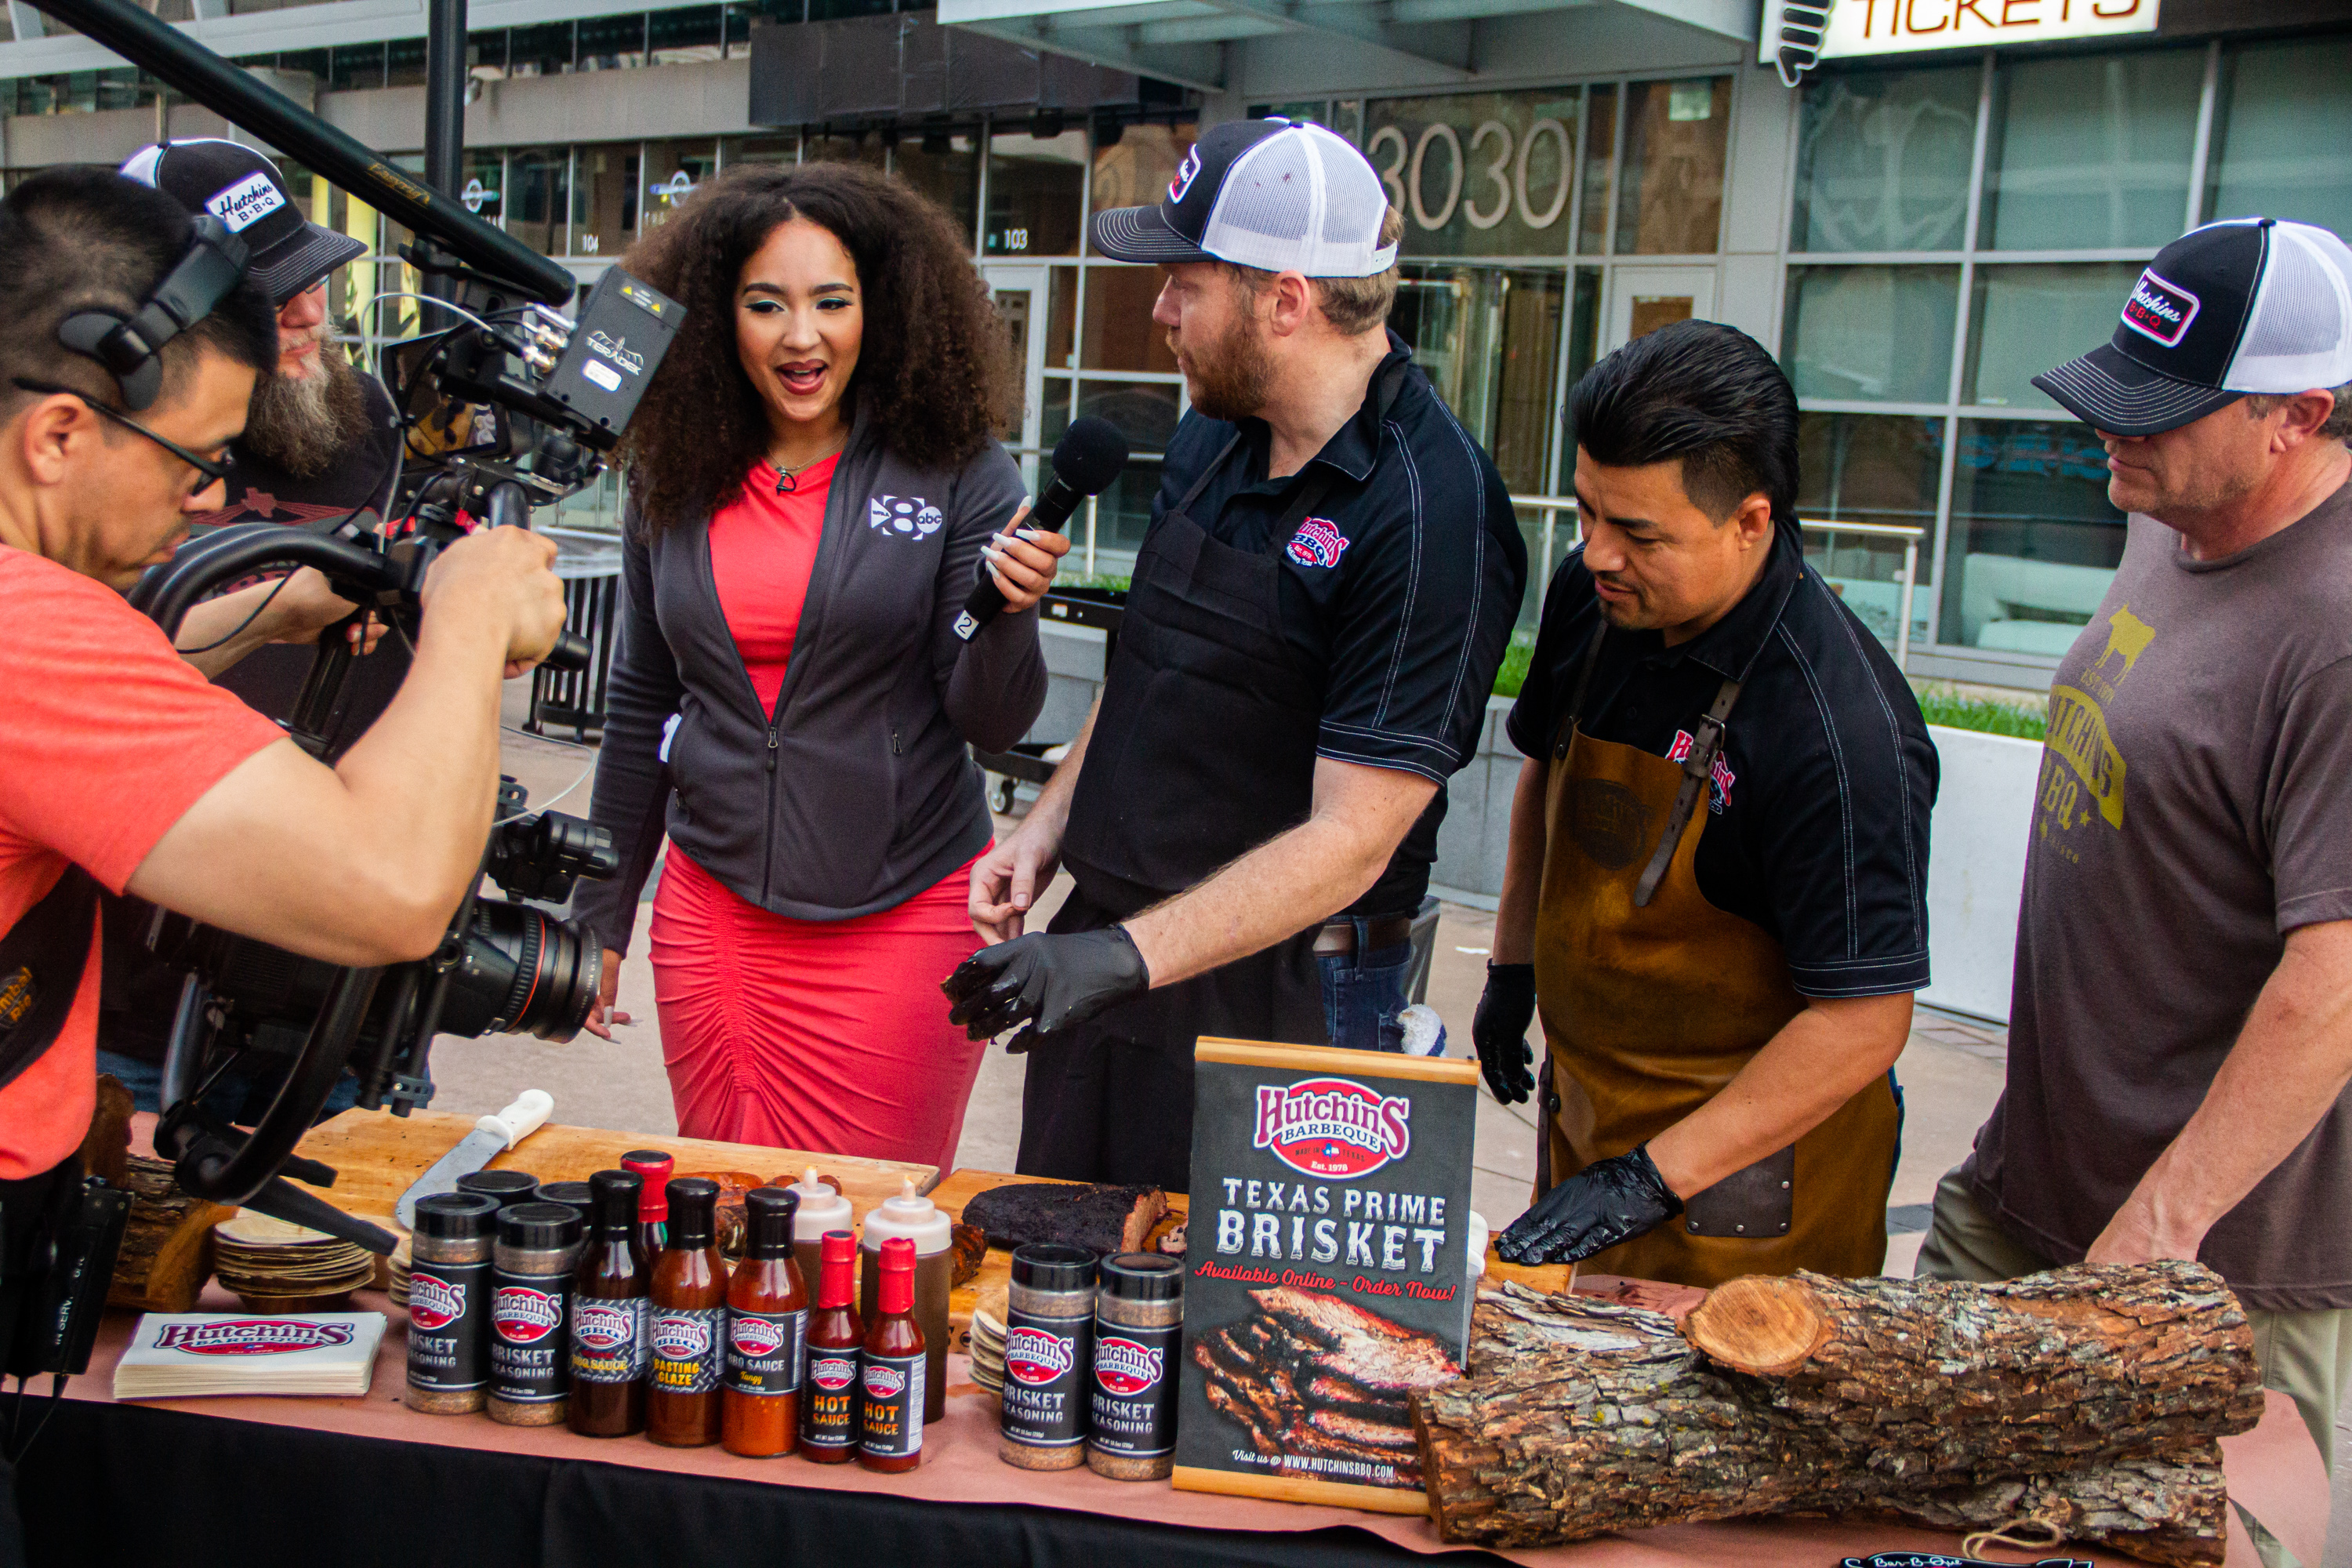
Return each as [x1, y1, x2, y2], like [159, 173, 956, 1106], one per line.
[1965, 477, 2352, 1311]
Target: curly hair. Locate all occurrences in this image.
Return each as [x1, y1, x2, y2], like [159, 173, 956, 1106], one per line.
[618, 162, 1017, 530]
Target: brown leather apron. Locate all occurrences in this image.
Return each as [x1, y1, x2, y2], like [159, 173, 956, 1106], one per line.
[1531, 626, 1898, 1287]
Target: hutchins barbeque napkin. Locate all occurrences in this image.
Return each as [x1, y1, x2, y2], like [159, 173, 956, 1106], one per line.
[114, 1313, 387, 1399]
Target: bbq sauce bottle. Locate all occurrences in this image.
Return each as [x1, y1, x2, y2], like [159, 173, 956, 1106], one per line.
[722, 1189, 809, 1458]
[568, 1170, 650, 1439]
[797, 1231, 862, 1464]
[857, 1236, 925, 1474]
[622, 1149, 673, 1261]
[646, 1177, 726, 1447]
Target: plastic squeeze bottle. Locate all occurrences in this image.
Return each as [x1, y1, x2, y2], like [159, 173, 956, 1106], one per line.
[857, 1178, 952, 1423]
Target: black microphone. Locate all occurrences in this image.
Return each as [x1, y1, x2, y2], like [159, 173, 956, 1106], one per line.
[954, 416, 1130, 642]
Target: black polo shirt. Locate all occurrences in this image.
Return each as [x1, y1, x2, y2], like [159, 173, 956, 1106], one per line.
[1504, 524, 1937, 998]
[1149, 331, 1526, 919]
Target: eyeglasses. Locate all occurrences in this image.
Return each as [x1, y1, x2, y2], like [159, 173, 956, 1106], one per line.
[10, 377, 236, 487]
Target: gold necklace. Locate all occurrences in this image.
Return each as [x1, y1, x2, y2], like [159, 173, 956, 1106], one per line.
[771, 437, 846, 495]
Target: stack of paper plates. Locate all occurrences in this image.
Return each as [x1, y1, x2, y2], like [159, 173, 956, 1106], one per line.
[387, 1234, 412, 1308]
[114, 1312, 387, 1399]
[212, 1212, 374, 1313]
[968, 1302, 1006, 1396]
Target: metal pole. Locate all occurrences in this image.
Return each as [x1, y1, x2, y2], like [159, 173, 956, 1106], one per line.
[1897, 538, 1917, 673]
[421, 0, 466, 328]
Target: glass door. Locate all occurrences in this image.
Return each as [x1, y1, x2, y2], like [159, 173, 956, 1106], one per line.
[982, 263, 1048, 493]
[1603, 264, 1715, 352]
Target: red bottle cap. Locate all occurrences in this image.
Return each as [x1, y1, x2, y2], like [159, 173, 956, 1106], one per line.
[622, 1151, 672, 1220]
[817, 1229, 857, 1310]
[878, 1236, 916, 1317]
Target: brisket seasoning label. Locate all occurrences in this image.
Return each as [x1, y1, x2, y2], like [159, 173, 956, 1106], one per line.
[1174, 1041, 1479, 1501]
[1000, 1313, 1091, 1448]
[801, 1351, 860, 1450]
[1087, 1323, 1179, 1457]
[650, 1307, 723, 1396]
[406, 1260, 489, 1390]
[569, 1298, 651, 1384]
[858, 1351, 924, 1460]
[489, 1269, 571, 1403]
[723, 1307, 808, 1396]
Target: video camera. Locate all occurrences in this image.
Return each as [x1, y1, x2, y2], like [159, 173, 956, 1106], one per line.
[24, 0, 686, 1256]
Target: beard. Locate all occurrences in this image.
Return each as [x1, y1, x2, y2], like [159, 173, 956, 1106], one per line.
[1176, 307, 1276, 423]
[241, 336, 372, 479]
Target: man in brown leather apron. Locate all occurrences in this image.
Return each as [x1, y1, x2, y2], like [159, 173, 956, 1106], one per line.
[940, 119, 1525, 1189]
[1478, 321, 1937, 1287]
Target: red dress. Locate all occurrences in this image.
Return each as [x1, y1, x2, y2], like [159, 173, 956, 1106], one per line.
[647, 456, 989, 1168]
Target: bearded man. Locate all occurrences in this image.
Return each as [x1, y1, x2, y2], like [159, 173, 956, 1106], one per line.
[96, 140, 407, 1113]
[946, 118, 1525, 1186]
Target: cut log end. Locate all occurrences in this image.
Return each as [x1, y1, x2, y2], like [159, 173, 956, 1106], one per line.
[1682, 1274, 1830, 1375]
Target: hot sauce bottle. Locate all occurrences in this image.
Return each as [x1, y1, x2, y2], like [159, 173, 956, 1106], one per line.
[857, 1236, 925, 1474]
[568, 1170, 650, 1439]
[622, 1149, 673, 1261]
[798, 1230, 862, 1464]
[722, 1188, 809, 1458]
[646, 1177, 726, 1447]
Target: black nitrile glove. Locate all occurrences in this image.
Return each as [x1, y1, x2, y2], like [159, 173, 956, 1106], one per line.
[941, 926, 1150, 1049]
[1494, 1143, 1683, 1265]
[1472, 962, 1537, 1104]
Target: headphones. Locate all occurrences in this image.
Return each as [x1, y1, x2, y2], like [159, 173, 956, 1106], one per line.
[54, 211, 250, 412]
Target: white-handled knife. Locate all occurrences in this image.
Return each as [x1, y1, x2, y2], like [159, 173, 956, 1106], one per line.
[394, 1091, 555, 1229]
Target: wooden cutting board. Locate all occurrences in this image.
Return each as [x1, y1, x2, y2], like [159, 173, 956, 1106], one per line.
[292, 1109, 938, 1232]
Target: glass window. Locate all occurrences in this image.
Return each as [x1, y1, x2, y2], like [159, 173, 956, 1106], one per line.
[328, 43, 386, 93]
[810, 0, 891, 16]
[1250, 100, 1330, 128]
[1363, 90, 1580, 260]
[507, 147, 570, 256]
[1791, 65, 1979, 252]
[572, 144, 641, 257]
[1614, 77, 1729, 256]
[577, 13, 646, 70]
[1392, 265, 1564, 495]
[1054, 380, 1178, 555]
[725, 0, 803, 52]
[385, 37, 428, 89]
[650, 8, 723, 64]
[1941, 419, 2125, 653]
[1080, 266, 1174, 376]
[1782, 264, 1958, 404]
[96, 67, 143, 111]
[1982, 49, 2203, 252]
[1796, 412, 1942, 650]
[466, 31, 507, 78]
[722, 134, 800, 168]
[1045, 266, 1078, 370]
[988, 129, 1086, 257]
[892, 131, 982, 248]
[642, 141, 717, 234]
[2206, 35, 2352, 238]
[1090, 122, 1196, 226]
[459, 149, 503, 224]
[278, 48, 329, 82]
[804, 134, 886, 170]
[508, 22, 574, 76]
[1577, 85, 1616, 256]
[1965, 262, 2139, 411]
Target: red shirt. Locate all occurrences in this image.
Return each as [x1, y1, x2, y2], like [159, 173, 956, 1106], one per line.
[0, 548, 285, 1178]
[707, 456, 837, 715]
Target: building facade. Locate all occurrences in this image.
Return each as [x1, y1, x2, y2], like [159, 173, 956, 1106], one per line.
[2, 0, 2347, 688]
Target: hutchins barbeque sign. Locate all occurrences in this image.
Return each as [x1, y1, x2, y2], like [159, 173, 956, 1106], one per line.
[154, 1319, 357, 1355]
[1178, 1039, 1479, 1510]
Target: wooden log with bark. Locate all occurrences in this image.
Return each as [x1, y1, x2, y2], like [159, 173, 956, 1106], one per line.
[1413, 1262, 2264, 1567]
[107, 1155, 234, 1314]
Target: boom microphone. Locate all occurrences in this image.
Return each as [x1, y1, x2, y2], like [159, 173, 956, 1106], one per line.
[954, 416, 1130, 641]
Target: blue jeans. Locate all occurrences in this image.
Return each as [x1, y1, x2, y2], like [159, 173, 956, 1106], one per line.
[1319, 922, 1414, 1054]
[96, 1047, 376, 1121]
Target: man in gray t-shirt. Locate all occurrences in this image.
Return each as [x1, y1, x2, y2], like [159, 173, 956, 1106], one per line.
[1920, 218, 2352, 1482]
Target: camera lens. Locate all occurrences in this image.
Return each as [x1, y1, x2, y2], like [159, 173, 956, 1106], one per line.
[437, 898, 602, 1042]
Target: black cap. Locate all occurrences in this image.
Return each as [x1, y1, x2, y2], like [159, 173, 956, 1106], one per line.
[412, 1191, 499, 1240]
[589, 1170, 643, 1234]
[497, 1200, 583, 1251]
[746, 1188, 799, 1258]
[119, 139, 368, 305]
[537, 1181, 594, 1223]
[1011, 1242, 1098, 1292]
[457, 1170, 539, 1209]
[1097, 1252, 1182, 1301]
[666, 1178, 718, 1250]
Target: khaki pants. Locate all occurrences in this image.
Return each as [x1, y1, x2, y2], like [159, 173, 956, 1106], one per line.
[1918, 1163, 2350, 1477]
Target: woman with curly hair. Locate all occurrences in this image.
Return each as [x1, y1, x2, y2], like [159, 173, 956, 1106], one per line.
[572, 163, 1069, 1166]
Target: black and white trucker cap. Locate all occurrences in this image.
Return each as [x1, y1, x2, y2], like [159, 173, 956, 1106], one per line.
[121, 140, 368, 306]
[1091, 118, 1397, 279]
[2034, 217, 2352, 437]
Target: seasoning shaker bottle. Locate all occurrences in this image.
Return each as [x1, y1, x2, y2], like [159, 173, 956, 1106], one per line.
[785, 1168, 851, 1289]
[1087, 1253, 1182, 1480]
[405, 1191, 501, 1416]
[799, 1230, 862, 1464]
[722, 1188, 809, 1458]
[998, 1243, 1096, 1470]
[458, 1169, 539, 1212]
[857, 1236, 925, 1473]
[857, 1178, 951, 1423]
[647, 1177, 727, 1447]
[536, 1181, 596, 1230]
[487, 1202, 583, 1426]
[568, 1170, 650, 1438]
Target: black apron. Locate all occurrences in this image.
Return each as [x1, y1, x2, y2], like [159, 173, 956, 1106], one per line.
[1018, 367, 1406, 1189]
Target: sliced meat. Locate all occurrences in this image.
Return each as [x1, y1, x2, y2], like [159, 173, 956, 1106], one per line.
[1253, 1285, 1427, 1349]
[949, 1224, 988, 1287]
[1295, 1371, 1414, 1424]
[1250, 1286, 1461, 1394]
[1305, 1404, 1419, 1451]
[962, 1182, 1167, 1258]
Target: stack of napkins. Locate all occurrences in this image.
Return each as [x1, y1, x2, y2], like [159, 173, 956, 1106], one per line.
[114, 1312, 387, 1399]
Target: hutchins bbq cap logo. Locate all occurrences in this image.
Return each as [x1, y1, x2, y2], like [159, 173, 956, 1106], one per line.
[493, 1286, 563, 1344]
[810, 1353, 858, 1392]
[731, 1317, 786, 1358]
[407, 1273, 467, 1333]
[2122, 270, 2201, 349]
[572, 1303, 639, 1352]
[862, 1363, 908, 1399]
[652, 1313, 714, 1359]
[1285, 517, 1351, 570]
[1005, 1326, 1076, 1386]
[1093, 1336, 1164, 1396]
[155, 1319, 354, 1356]
[205, 172, 285, 234]
[1254, 1076, 1412, 1179]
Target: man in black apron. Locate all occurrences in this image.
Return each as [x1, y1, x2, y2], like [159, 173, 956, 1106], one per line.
[943, 118, 1526, 1189]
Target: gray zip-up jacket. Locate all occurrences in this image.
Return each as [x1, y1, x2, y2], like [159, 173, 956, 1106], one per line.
[575, 402, 1043, 953]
